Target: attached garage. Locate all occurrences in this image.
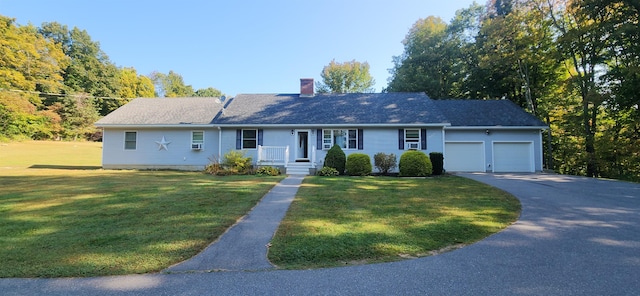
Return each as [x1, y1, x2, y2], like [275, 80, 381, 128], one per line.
[444, 142, 485, 172]
[493, 142, 534, 172]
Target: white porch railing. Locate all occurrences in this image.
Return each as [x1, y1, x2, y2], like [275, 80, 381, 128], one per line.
[257, 145, 289, 166]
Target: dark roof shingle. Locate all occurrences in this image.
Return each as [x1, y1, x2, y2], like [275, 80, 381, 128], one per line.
[95, 97, 223, 125]
[215, 93, 448, 125]
[432, 99, 546, 127]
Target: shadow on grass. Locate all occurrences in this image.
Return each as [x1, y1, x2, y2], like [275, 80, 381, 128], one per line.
[29, 164, 102, 170]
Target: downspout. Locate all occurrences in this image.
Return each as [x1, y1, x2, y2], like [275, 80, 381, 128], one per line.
[217, 126, 222, 161]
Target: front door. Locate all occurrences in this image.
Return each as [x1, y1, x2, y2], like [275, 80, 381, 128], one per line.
[296, 130, 309, 161]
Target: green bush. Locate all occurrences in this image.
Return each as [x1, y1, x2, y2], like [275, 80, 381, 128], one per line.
[256, 166, 281, 176]
[324, 144, 346, 175]
[346, 153, 372, 176]
[317, 166, 339, 176]
[373, 152, 397, 174]
[399, 151, 432, 177]
[429, 152, 444, 175]
[205, 151, 253, 175]
[222, 150, 253, 174]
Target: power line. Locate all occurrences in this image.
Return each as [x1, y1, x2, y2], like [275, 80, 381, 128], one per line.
[0, 88, 129, 100]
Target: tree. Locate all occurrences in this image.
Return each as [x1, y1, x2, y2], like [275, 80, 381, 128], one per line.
[315, 59, 375, 93]
[39, 22, 120, 116]
[194, 87, 224, 97]
[150, 70, 194, 97]
[0, 16, 68, 93]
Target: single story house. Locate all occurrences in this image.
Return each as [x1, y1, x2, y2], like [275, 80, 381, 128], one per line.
[95, 79, 547, 174]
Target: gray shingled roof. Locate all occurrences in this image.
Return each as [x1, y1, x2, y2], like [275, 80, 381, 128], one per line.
[214, 93, 449, 125]
[95, 94, 547, 128]
[95, 97, 223, 125]
[432, 99, 546, 127]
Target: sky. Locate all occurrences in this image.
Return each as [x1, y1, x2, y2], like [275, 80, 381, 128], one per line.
[1, 0, 478, 97]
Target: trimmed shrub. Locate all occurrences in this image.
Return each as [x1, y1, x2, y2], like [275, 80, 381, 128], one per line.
[399, 151, 432, 177]
[346, 153, 372, 176]
[222, 150, 253, 174]
[429, 152, 444, 175]
[256, 166, 281, 176]
[317, 166, 339, 176]
[324, 144, 346, 175]
[374, 152, 397, 175]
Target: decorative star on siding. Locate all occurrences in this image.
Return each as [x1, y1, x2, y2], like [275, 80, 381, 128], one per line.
[155, 136, 171, 151]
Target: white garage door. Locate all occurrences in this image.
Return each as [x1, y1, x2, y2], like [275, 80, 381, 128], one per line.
[493, 142, 534, 172]
[445, 142, 485, 172]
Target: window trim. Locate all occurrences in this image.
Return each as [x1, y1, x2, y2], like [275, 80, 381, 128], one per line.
[404, 128, 421, 150]
[241, 129, 258, 150]
[322, 129, 359, 150]
[124, 131, 137, 150]
[191, 130, 204, 150]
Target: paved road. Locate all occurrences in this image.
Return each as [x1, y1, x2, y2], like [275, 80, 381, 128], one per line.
[2, 173, 639, 295]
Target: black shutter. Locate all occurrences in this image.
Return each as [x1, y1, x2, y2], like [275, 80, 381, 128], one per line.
[421, 128, 427, 150]
[398, 129, 404, 150]
[317, 129, 322, 150]
[235, 129, 242, 149]
[258, 129, 264, 146]
[358, 129, 364, 150]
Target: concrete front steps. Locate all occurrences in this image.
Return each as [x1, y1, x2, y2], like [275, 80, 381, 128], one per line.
[285, 162, 314, 175]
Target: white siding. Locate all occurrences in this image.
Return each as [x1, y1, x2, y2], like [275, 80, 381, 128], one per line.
[101, 128, 219, 170]
[219, 127, 445, 172]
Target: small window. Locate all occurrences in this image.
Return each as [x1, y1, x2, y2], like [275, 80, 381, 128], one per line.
[191, 131, 204, 150]
[322, 129, 358, 150]
[124, 131, 137, 150]
[405, 129, 420, 150]
[242, 129, 257, 149]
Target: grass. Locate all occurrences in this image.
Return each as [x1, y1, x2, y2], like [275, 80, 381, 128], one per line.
[1, 141, 521, 276]
[268, 176, 520, 269]
[0, 141, 283, 278]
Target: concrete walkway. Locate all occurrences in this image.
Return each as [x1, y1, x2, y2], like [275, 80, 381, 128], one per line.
[165, 175, 304, 272]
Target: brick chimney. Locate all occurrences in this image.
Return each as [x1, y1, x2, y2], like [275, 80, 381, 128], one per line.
[300, 78, 314, 97]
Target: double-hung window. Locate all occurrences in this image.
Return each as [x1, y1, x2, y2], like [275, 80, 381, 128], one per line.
[405, 129, 420, 150]
[242, 129, 257, 149]
[191, 131, 204, 150]
[124, 131, 137, 150]
[322, 129, 358, 150]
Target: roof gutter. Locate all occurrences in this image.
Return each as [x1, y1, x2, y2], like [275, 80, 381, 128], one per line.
[444, 125, 548, 130]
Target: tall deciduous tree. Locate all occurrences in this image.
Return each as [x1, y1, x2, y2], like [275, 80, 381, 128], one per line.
[194, 87, 224, 97]
[150, 71, 195, 97]
[316, 59, 375, 93]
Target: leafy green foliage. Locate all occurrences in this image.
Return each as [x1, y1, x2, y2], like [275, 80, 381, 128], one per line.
[429, 152, 444, 175]
[316, 166, 339, 176]
[399, 151, 432, 177]
[324, 144, 346, 175]
[373, 152, 397, 175]
[150, 70, 194, 97]
[256, 166, 281, 176]
[205, 151, 253, 175]
[346, 153, 372, 176]
[316, 59, 375, 93]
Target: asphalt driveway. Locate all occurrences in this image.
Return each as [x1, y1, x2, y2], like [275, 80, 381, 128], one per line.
[2, 173, 639, 295]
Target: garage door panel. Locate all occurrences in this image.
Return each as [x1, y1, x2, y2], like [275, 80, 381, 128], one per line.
[445, 142, 485, 172]
[493, 142, 533, 172]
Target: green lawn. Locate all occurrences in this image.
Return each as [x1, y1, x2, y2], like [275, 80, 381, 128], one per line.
[268, 176, 520, 269]
[0, 141, 283, 278]
[0, 141, 521, 277]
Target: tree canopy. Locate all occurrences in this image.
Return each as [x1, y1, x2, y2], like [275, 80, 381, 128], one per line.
[316, 59, 375, 93]
[387, 0, 640, 181]
[0, 14, 225, 141]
